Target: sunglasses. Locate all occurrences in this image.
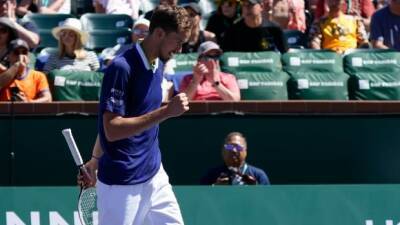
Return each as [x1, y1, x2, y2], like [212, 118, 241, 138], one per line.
[13, 48, 28, 55]
[224, 143, 245, 152]
[198, 54, 221, 61]
[132, 28, 149, 36]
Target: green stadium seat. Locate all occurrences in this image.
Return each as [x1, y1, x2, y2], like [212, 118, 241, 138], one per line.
[343, 49, 400, 100]
[85, 29, 132, 52]
[282, 49, 349, 100]
[47, 69, 103, 101]
[37, 29, 58, 51]
[23, 13, 74, 30]
[220, 51, 289, 100]
[80, 13, 134, 31]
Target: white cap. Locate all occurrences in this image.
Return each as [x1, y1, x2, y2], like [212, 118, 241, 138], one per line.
[198, 41, 222, 56]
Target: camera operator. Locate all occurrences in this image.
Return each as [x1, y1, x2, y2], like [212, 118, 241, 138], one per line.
[201, 132, 270, 185]
[0, 39, 51, 102]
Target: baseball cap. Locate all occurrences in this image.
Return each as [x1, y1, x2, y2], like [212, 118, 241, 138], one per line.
[10, 39, 29, 51]
[182, 2, 202, 16]
[133, 18, 150, 28]
[198, 41, 222, 56]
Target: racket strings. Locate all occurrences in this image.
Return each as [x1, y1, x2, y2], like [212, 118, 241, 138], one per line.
[78, 188, 97, 225]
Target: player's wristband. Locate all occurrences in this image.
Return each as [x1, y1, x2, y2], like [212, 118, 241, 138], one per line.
[92, 155, 100, 161]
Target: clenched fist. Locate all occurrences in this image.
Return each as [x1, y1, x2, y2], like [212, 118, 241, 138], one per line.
[166, 93, 189, 117]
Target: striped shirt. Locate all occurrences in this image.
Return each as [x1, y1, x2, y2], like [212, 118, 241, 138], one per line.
[43, 50, 100, 73]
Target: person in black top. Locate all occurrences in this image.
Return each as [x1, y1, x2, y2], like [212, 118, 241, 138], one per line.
[201, 132, 270, 185]
[205, 0, 241, 46]
[181, 2, 216, 53]
[221, 0, 287, 53]
[144, 0, 177, 20]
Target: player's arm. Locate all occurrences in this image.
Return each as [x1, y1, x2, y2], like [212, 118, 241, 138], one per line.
[103, 93, 189, 142]
[79, 135, 102, 187]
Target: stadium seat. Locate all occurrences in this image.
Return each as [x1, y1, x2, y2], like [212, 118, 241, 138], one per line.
[37, 29, 58, 51]
[85, 29, 132, 52]
[164, 53, 198, 92]
[80, 13, 134, 31]
[220, 51, 289, 100]
[283, 29, 308, 49]
[23, 13, 74, 30]
[343, 49, 400, 100]
[282, 49, 349, 100]
[47, 69, 103, 101]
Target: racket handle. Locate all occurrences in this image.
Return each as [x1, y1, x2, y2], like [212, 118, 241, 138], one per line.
[79, 166, 93, 186]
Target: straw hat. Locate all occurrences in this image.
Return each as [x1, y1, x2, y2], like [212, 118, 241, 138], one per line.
[52, 18, 88, 44]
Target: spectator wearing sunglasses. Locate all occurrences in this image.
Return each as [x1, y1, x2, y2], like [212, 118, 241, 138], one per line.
[201, 132, 270, 185]
[206, 0, 241, 46]
[100, 18, 150, 67]
[0, 39, 51, 102]
[179, 41, 240, 101]
[181, 2, 216, 53]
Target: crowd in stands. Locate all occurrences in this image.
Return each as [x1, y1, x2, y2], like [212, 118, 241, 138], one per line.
[0, 0, 399, 102]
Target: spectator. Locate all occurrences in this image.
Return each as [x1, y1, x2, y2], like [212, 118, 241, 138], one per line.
[0, 0, 39, 49]
[205, 0, 241, 46]
[201, 132, 270, 185]
[179, 41, 240, 101]
[0, 17, 18, 66]
[222, 0, 288, 53]
[0, 39, 51, 102]
[315, 0, 375, 29]
[370, 0, 400, 50]
[263, 0, 307, 33]
[373, 0, 389, 9]
[309, 0, 368, 54]
[43, 18, 99, 73]
[100, 18, 150, 67]
[144, 0, 177, 20]
[93, 0, 140, 19]
[17, 0, 71, 15]
[181, 2, 216, 53]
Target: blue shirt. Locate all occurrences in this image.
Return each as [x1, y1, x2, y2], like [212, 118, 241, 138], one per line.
[370, 6, 400, 51]
[201, 163, 271, 185]
[98, 43, 164, 185]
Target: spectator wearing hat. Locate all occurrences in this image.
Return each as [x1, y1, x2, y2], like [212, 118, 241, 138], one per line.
[0, 38, 51, 102]
[43, 18, 100, 73]
[370, 0, 400, 51]
[100, 18, 150, 67]
[179, 41, 240, 101]
[205, 0, 241, 46]
[201, 132, 270, 185]
[17, 0, 71, 15]
[0, 0, 39, 48]
[181, 2, 216, 53]
[222, 0, 288, 53]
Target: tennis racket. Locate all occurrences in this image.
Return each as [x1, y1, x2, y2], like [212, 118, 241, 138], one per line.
[62, 128, 97, 225]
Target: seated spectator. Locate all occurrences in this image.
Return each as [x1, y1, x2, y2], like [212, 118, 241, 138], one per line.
[144, 0, 177, 20]
[181, 2, 216, 53]
[100, 18, 150, 67]
[17, 0, 71, 15]
[179, 41, 240, 101]
[201, 132, 270, 185]
[0, 39, 51, 102]
[315, 0, 375, 29]
[0, 0, 39, 49]
[0, 17, 18, 66]
[93, 0, 140, 19]
[222, 0, 288, 53]
[309, 0, 368, 54]
[206, 0, 241, 46]
[370, 0, 400, 51]
[263, 0, 306, 33]
[43, 18, 100, 73]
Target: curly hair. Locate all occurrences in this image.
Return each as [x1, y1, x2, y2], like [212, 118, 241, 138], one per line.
[149, 4, 193, 35]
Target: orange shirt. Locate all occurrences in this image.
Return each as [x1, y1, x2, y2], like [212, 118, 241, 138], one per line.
[0, 70, 50, 101]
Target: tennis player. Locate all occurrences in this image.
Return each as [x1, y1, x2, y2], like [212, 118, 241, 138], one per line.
[80, 5, 192, 225]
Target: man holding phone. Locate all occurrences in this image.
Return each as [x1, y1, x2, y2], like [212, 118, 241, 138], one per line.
[179, 41, 241, 101]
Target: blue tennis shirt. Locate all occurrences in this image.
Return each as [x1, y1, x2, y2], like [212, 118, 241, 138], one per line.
[98, 43, 164, 185]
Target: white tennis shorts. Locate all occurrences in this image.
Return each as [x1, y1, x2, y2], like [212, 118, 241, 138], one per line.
[97, 164, 184, 225]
